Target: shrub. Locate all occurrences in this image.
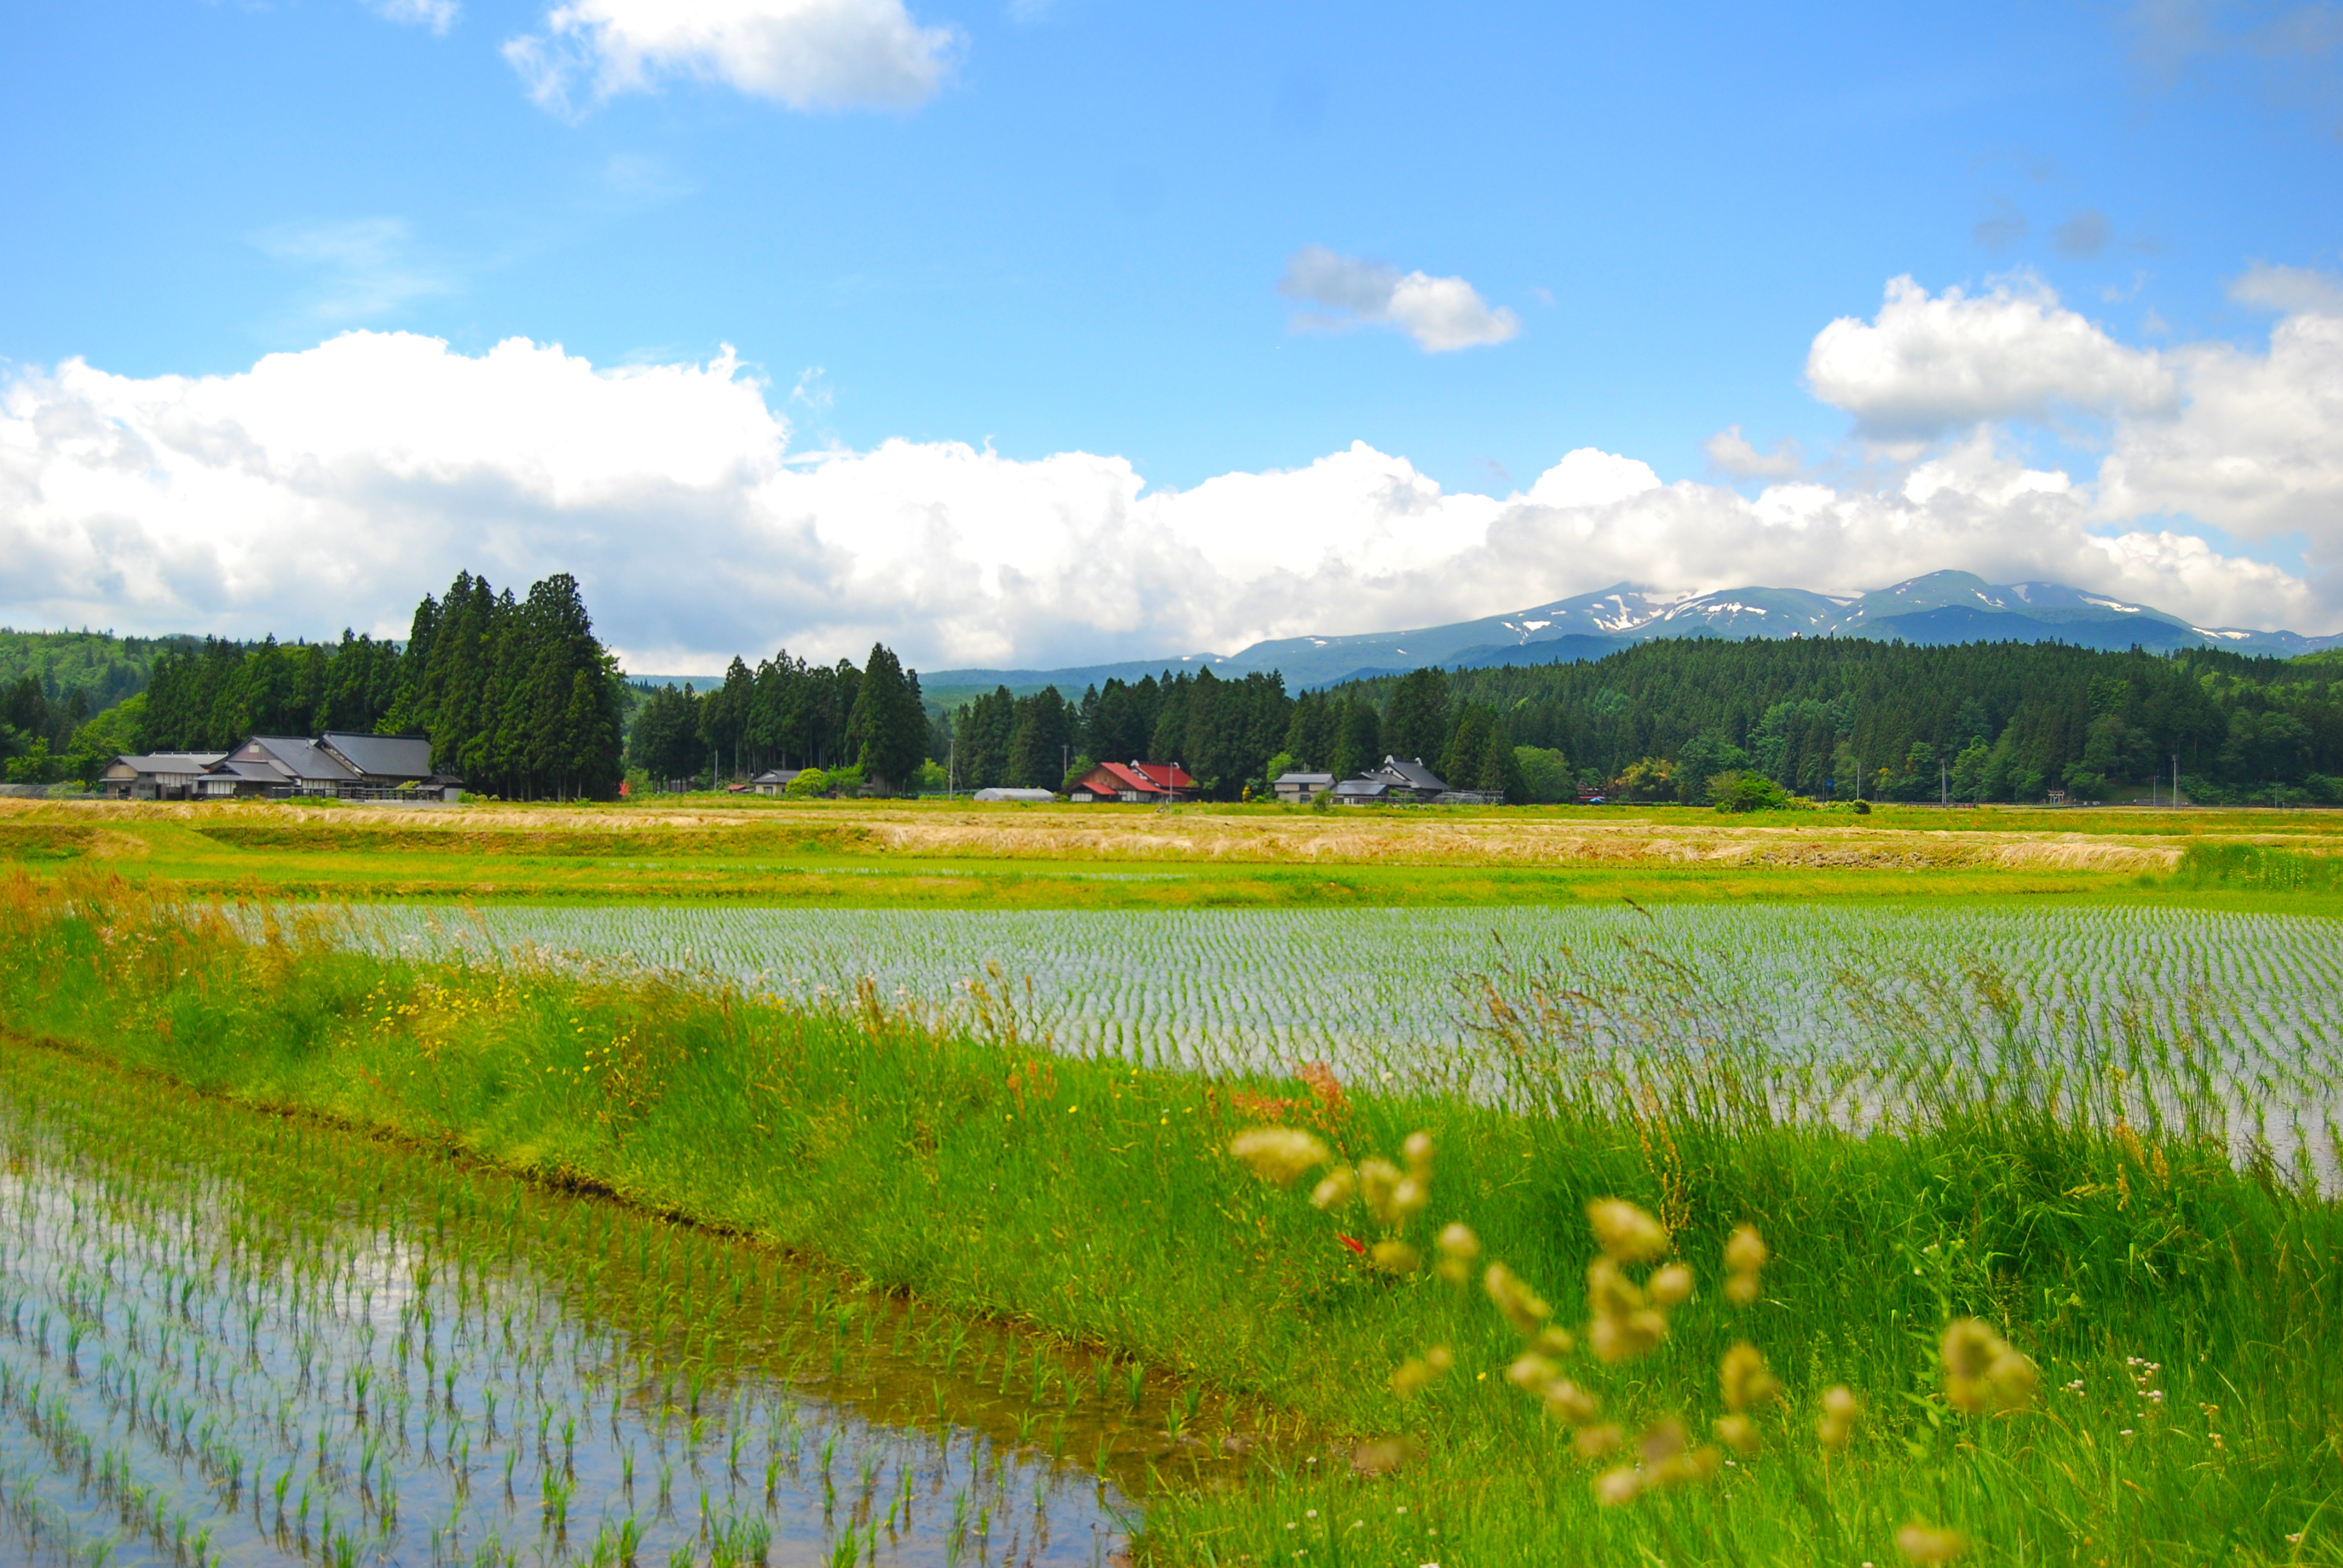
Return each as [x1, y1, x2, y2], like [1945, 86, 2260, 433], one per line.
[1706, 770, 1792, 812]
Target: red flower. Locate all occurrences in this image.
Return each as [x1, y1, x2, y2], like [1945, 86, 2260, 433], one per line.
[1337, 1234, 1367, 1256]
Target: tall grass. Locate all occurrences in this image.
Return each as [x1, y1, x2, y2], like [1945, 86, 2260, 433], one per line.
[2180, 841, 2343, 893]
[1, 869, 2337, 1564]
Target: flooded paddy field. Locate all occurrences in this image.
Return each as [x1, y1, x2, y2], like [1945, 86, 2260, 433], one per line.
[0, 1047, 1270, 1568]
[342, 902, 2343, 1168]
[342, 903, 2343, 1068]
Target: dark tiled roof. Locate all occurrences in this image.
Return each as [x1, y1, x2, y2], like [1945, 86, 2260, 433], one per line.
[320, 731, 433, 780]
[107, 753, 226, 774]
[1377, 756, 1449, 792]
[231, 737, 363, 782]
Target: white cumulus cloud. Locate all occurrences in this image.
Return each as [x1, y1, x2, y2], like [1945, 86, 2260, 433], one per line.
[1807, 273, 2176, 439]
[504, 0, 960, 116]
[1278, 246, 1521, 353]
[2230, 259, 2343, 316]
[1702, 425, 1804, 480]
[5, 312, 2336, 674]
[2096, 282, 2343, 541]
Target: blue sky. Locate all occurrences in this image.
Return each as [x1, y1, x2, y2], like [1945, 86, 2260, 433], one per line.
[2, 1, 2340, 668]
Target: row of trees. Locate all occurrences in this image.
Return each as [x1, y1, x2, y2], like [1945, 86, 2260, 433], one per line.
[117, 572, 626, 799]
[143, 631, 405, 751]
[943, 669, 1296, 797]
[1329, 638, 2343, 805]
[1274, 671, 1546, 800]
[33, 598, 2343, 808]
[1, 630, 215, 784]
[624, 645, 932, 792]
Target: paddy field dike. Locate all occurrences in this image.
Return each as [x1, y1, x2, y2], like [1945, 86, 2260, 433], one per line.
[0, 794, 2338, 1567]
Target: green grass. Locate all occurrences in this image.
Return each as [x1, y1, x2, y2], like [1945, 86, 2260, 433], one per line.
[1, 870, 2338, 1564]
[11, 795, 2343, 912]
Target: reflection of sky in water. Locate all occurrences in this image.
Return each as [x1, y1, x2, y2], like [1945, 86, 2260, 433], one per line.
[0, 1083, 1136, 1568]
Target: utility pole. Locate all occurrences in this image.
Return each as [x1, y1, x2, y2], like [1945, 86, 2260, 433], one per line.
[2173, 754, 2181, 809]
[1941, 760, 1948, 808]
[947, 737, 956, 800]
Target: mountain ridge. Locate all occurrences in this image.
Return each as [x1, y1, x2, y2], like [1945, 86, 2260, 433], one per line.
[912, 570, 2343, 699]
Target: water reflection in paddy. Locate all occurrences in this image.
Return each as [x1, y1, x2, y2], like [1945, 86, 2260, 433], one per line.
[0, 1051, 1260, 1567]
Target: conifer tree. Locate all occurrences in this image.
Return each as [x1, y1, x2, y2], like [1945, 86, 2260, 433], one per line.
[847, 643, 928, 791]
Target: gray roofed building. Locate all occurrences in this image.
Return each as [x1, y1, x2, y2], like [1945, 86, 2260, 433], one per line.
[317, 731, 436, 782]
[1330, 778, 1392, 805]
[98, 752, 228, 801]
[1371, 756, 1450, 800]
[1271, 770, 1335, 805]
[181, 733, 465, 802]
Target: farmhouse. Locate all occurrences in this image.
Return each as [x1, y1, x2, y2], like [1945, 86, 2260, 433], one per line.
[1369, 756, 1450, 802]
[97, 752, 228, 801]
[1322, 756, 1499, 806]
[103, 731, 462, 802]
[749, 768, 803, 795]
[1271, 770, 1335, 804]
[1069, 760, 1194, 803]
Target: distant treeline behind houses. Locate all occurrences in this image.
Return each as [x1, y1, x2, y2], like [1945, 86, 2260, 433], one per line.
[934, 638, 2343, 804]
[13, 590, 2343, 805]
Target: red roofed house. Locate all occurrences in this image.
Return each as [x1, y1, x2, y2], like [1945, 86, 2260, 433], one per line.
[1070, 760, 1194, 803]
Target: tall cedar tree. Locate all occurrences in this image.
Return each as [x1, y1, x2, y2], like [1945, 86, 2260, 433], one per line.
[1383, 667, 1452, 765]
[847, 644, 928, 791]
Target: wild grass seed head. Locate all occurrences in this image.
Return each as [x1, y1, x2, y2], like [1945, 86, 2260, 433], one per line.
[1357, 1159, 1406, 1227]
[1228, 1128, 1330, 1187]
[1308, 1166, 1357, 1210]
[1718, 1343, 1780, 1413]
[1648, 1263, 1693, 1308]
[1817, 1385, 1861, 1449]
[1939, 1319, 2036, 1414]
[1481, 1263, 1550, 1338]
[1896, 1521, 1970, 1564]
[1433, 1223, 1479, 1284]
[1586, 1199, 1669, 1265]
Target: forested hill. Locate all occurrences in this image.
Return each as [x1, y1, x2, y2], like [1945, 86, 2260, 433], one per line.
[1321, 638, 2343, 804]
[0, 630, 197, 711]
[0, 630, 211, 787]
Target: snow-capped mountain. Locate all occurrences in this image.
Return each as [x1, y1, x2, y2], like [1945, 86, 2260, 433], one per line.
[919, 570, 2342, 697]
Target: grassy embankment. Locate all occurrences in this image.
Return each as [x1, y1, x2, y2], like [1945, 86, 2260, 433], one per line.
[7, 796, 2343, 912]
[1, 869, 2337, 1564]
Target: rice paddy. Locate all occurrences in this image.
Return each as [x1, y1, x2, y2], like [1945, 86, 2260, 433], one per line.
[0, 1045, 1245, 1567]
[338, 902, 2343, 1180]
[2, 867, 2339, 1566]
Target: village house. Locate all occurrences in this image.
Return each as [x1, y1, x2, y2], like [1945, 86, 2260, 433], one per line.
[1271, 770, 1335, 804]
[97, 751, 228, 801]
[103, 731, 462, 803]
[749, 768, 803, 795]
[1323, 756, 1501, 806]
[1369, 756, 1450, 802]
[1069, 760, 1194, 803]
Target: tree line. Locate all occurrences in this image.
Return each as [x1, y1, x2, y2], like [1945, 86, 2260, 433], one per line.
[623, 645, 930, 792]
[1326, 638, 2343, 805]
[80, 572, 627, 800]
[27, 596, 2343, 806]
[0, 631, 200, 785]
